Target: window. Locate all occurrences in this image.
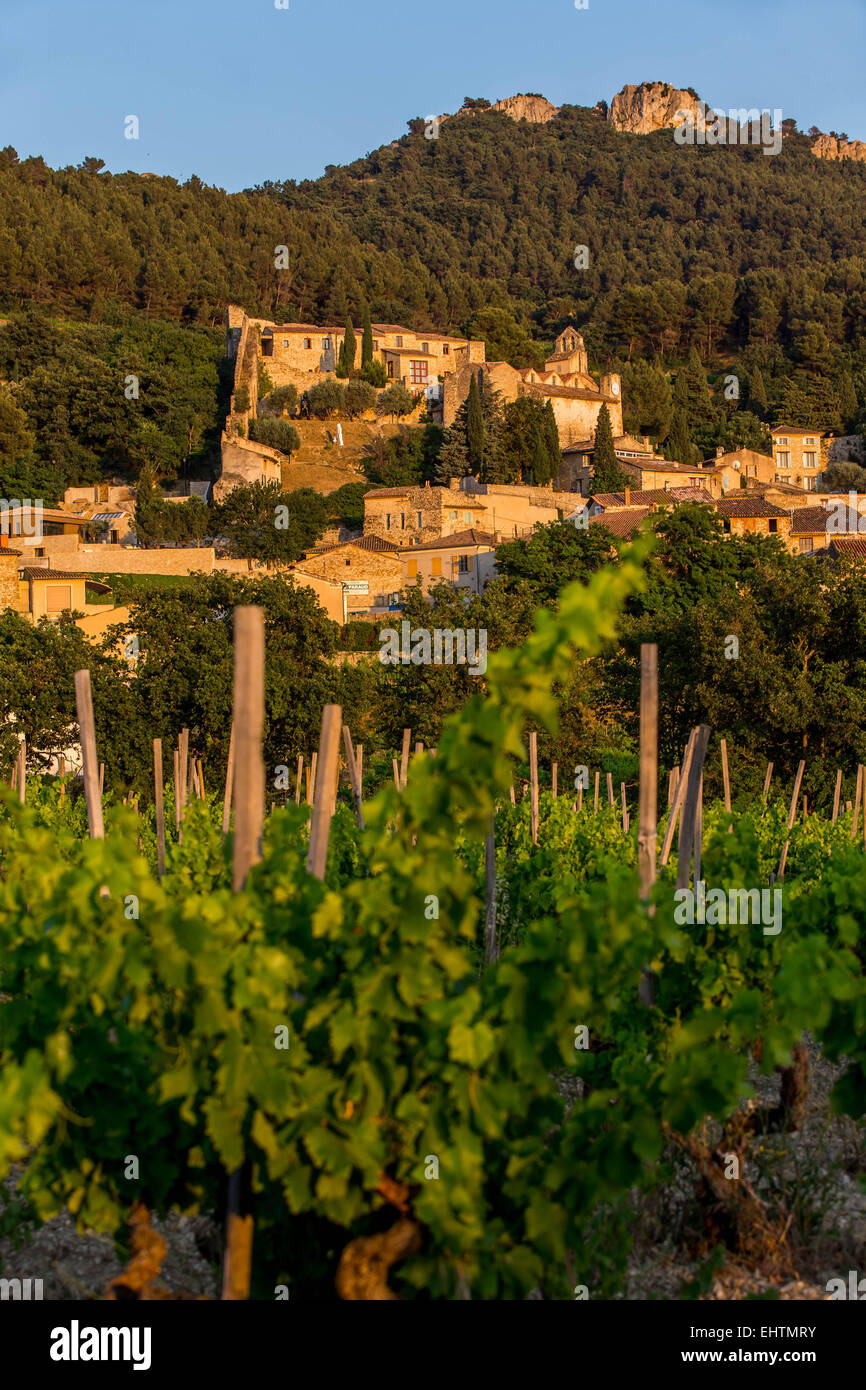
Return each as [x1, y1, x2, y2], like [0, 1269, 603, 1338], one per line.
[417, 511, 422, 529]
[345, 558, 351, 566]
[768, 519, 778, 533]
[458, 555, 471, 574]
[46, 585, 72, 612]
[400, 513, 405, 529]
[463, 511, 472, 524]
[449, 510, 458, 520]
[777, 451, 791, 467]
[422, 342, 429, 353]
[387, 361, 394, 378]
[262, 337, 274, 357]
[322, 338, 331, 351]
[800, 537, 814, 553]
[395, 335, 403, 347]
[407, 558, 417, 578]
[432, 557, 442, 576]
[409, 360, 429, 385]
[442, 343, 449, 355]
[283, 339, 289, 348]
[777, 437, 789, 446]
[805, 437, 816, 446]
[304, 338, 312, 350]
[803, 452, 817, 468]
[385, 513, 391, 531]
[373, 340, 379, 350]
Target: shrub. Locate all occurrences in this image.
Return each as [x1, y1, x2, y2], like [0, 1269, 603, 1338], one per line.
[264, 385, 299, 416]
[343, 380, 377, 419]
[249, 417, 301, 456]
[362, 360, 387, 388]
[306, 380, 346, 419]
[233, 384, 251, 414]
[377, 384, 416, 419]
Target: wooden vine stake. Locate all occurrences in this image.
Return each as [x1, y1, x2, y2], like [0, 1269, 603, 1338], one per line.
[74, 670, 104, 839]
[17, 737, 25, 806]
[620, 782, 628, 834]
[675, 726, 711, 892]
[593, 771, 600, 814]
[308, 706, 342, 880]
[309, 751, 318, 807]
[221, 607, 265, 1303]
[660, 730, 697, 867]
[851, 765, 863, 843]
[222, 722, 235, 841]
[341, 725, 365, 831]
[762, 762, 774, 807]
[831, 769, 842, 825]
[356, 745, 363, 798]
[551, 761, 558, 799]
[637, 643, 658, 1007]
[399, 728, 411, 789]
[294, 754, 304, 806]
[153, 738, 166, 880]
[98, 762, 105, 799]
[778, 759, 806, 878]
[529, 731, 539, 845]
[173, 750, 180, 833]
[606, 772, 615, 808]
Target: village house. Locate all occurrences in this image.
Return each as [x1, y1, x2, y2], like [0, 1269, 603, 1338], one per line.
[558, 433, 667, 494]
[363, 482, 488, 546]
[291, 534, 403, 620]
[442, 329, 623, 447]
[771, 426, 825, 490]
[714, 497, 792, 540]
[706, 448, 776, 492]
[227, 305, 486, 396]
[401, 529, 497, 596]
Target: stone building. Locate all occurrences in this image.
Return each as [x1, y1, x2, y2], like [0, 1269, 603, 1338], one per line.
[771, 427, 826, 491]
[402, 529, 498, 596]
[441, 328, 623, 446]
[714, 497, 791, 540]
[363, 482, 488, 546]
[291, 534, 403, 616]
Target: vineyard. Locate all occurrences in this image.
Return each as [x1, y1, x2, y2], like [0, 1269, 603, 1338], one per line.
[2, 556, 866, 1302]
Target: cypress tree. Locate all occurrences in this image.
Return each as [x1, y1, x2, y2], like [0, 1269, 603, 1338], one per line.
[361, 305, 373, 370]
[666, 407, 695, 467]
[339, 318, 356, 376]
[467, 372, 484, 474]
[542, 399, 561, 481]
[748, 366, 769, 418]
[592, 403, 630, 492]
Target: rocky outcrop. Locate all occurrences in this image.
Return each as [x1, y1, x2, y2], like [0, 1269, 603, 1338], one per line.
[492, 94, 560, 124]
[608, 82, 700, 134]
[810, 133, 866, 163]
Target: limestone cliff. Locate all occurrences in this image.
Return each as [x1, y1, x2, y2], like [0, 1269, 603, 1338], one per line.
[492, 94, 560, 124]
[608, 82, 700, 134]
[810, 132, 866, 163]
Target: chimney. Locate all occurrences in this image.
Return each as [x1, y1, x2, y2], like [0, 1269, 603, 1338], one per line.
[624, 486, 631, 506]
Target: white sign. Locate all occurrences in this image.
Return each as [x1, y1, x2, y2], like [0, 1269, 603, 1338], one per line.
[343, 582, 369, 593]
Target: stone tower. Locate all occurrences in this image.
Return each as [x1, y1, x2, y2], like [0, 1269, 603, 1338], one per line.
[548, 328, 589, 376]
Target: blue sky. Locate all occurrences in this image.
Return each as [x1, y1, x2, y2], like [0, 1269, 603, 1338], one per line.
[1, 0, 864, 192]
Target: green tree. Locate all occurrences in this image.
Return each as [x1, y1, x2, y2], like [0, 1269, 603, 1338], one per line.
[592, 404, 631, 492]
[249, 417, 301, 455]
[466, 373, 484, 473]
[337, 319, 356, 378]
[377, 383, 415, 420]
[361, 306, 374, 371]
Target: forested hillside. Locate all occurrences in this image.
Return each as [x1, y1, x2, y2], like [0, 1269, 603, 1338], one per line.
[1, 93, 865, 490]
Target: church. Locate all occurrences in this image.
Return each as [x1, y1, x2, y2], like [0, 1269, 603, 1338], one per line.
[440, 328, 624, 446]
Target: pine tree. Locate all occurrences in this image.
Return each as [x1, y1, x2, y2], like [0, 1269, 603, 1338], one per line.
[361, 305, 373, 371]
[435, 372, 505, 483]
[591, 403, 631, 492]
[467, 373, 484, 473]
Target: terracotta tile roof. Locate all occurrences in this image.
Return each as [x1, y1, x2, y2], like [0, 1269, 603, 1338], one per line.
[771, 425, 824, 436]
[591, 488, 714, 508]
[589, 508, 652, 537]
[19, 567, 110, 590]
[364, 486, 413, 498]
[714, 499, 788, 519]
[789, 506, 834, 534]
[311, 535, 401, 556]
[407, 529, 497, 551]
[829, 537, 866, 558]
[0, 548, 22, 556]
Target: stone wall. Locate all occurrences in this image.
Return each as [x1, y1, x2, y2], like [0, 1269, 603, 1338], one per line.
[23, 546, 216, 576]
[0, 552, 20, 611]
[293, 545, 402, 612]
[214, 435, 283, 502]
